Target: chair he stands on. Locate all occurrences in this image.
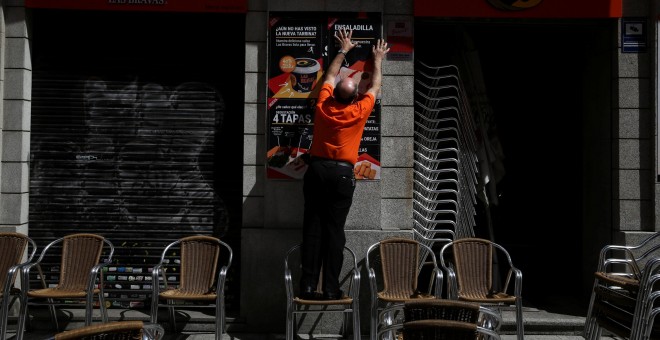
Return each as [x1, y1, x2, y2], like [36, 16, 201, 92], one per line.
[284, 243, 361, 340]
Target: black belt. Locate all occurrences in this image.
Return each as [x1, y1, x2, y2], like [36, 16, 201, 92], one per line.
[310, 157, 354, 168]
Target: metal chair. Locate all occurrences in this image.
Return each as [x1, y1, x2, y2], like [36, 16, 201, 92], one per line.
[438, 237, 524, 340]
[401, 319, 501, 340]
[366, 237, 443, 340]
[377, 299, 502, 340]
[150, 235, 232, 340]
[0, 233, 37, 340]
[284, 243, 360, 340]
[583, 232, 660, 340]
[51, 320, 164, 340]
[21, 233, 114, 334]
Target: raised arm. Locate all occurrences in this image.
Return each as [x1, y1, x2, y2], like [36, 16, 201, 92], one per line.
[365, 38, 390, 98]
[323, 28, 357, 85]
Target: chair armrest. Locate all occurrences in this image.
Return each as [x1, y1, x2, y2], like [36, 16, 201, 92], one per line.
[420, 261, 443, 298]
[502, 267, 523, 297]
[432, 266, 443, 298]
[87, 262, 111, 292]
[216, 265, 229, 295]
[444, 266, 457, 299]
[284, 267, 294, 300]
[152, 264, 166, 291]
[2, 263, 24, 296]
[348, 267, 361, 299]
[368, 267, 378, 302]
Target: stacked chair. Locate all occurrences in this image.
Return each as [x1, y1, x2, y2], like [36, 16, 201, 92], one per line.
[584, 232, 660, 340]
[413, 61, 480, 253]
[411, 61, 513, 340]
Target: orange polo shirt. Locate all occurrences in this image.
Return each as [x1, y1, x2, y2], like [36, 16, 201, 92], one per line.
[309, 82, 375, 165]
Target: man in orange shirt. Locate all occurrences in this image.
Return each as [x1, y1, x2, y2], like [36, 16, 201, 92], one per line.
[300, 28, 389, 300]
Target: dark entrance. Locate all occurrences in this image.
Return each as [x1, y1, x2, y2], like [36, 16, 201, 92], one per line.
[415, 19, 614, 314]
[29, 9, 244, 313]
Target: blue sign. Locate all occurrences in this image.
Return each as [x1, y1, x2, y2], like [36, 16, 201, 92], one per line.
[622, 18, 647, 53]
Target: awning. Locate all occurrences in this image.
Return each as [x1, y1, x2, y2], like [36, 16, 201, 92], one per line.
[25, 0, 246, 13]
[414, 0, 622, 18]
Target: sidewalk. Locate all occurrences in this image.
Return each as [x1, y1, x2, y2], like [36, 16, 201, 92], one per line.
[8, 306, 625, 340]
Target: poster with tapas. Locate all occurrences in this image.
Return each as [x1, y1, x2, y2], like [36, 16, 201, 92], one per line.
[267, 12, 382, 180]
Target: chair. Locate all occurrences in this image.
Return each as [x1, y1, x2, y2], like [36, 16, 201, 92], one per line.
[401, 319, 501, 340]
[284, 244, 360, 340]
[21, 233, 114, 334]
[150, 235, 232, 340]
[376, 299, 502, 340]
[50, 320, 165, 340]
[438, 237, 524, 340]
[0, 233, 37, 340]
[583, 232, 660, 340]
[366, 237, 443, 340]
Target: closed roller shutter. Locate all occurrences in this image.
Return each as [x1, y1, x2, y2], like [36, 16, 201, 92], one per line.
[28, 9, 244, 311]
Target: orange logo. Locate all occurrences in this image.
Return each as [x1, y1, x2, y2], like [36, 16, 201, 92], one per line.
[487, 0, 543, 10]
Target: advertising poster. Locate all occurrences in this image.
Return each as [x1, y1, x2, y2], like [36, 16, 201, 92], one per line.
[267, 12, 382, 180]
[267, 17, 323, 179]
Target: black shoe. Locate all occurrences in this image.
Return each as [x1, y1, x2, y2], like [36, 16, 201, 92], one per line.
[300, 286, 323, 300]
[323, 290, 344, 300]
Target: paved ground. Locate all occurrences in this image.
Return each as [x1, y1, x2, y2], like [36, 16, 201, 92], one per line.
[6, 306, 625, 340]
[14, 332, 626, 340]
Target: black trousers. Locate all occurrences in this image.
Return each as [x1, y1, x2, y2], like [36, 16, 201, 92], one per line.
[300, 158, 356, 295]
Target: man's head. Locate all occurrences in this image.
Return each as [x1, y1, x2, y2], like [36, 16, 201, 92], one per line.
[333, 78, 358, 104]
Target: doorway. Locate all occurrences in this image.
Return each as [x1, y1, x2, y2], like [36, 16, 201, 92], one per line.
[415, 19, 614, 314]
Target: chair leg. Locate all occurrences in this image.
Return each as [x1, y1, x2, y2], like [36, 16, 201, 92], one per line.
[0, 295, 11, 340]
[286, 300, 294, 340]
[352, 301, 361, 340]
[150, 296, 159, 323]
[583, 281, 598, 338]
[167, 300, 177, 332]
[47, 298, 59, 331]
[515, 299, 524, 340]
[15, 295, 28, 340]
[371, 301, 378, 340]
[379, 307, 395, 340]
[342, 308, 349, 339]
[99, 291, 108, 323]
[215, 296, 224, 340]
[85, 294, 93, 326]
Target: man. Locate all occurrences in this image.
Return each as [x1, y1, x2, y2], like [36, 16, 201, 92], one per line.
[300, 28, 389, 300]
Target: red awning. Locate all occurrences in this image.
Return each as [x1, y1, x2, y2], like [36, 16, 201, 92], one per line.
[414, 0, 622, 18]
[25, 0, 246, 13]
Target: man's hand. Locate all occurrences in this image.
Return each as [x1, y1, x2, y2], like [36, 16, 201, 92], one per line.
[372, 38, 390, 61]
[335, 29, 356, 53]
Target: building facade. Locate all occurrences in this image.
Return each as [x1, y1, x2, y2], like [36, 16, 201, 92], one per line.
[0, 0, 654, 334]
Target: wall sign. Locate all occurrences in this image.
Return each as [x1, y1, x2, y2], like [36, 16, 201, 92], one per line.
[387, 20, 413, 61]
[621, 18, 647, 53]
[266, 12, 382, 180]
